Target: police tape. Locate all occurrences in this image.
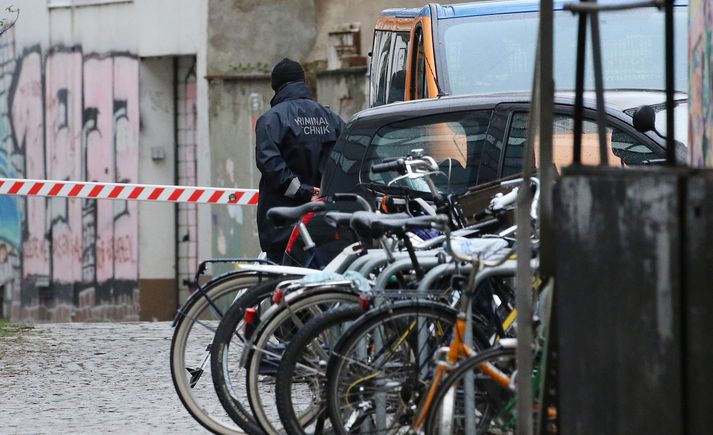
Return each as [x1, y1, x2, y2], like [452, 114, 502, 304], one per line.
[0, 178, 259, 205]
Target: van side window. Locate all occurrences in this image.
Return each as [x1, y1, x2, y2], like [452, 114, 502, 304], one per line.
[371, 31, 393, 107]
[387, 32, 409, 104]
[411, 27, 427, 99]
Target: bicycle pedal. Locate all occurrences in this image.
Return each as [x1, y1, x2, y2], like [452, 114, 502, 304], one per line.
[186, 367, 204, 388]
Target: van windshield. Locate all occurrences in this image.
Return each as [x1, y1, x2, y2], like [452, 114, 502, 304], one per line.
[439, 8, 687, 95]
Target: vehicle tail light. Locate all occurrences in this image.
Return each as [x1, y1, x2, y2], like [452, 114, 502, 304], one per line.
[273, 289, 284, 304]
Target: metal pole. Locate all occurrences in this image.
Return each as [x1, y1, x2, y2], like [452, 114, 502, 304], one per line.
[515, 1, 549, 433]
[572, 8, 588, 165]
[589, 5, 610, 166]
[538, 0, 555, 279]
[664, 0, 675, 165]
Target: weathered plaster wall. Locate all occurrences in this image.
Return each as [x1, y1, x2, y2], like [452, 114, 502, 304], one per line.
[3, 42, 141, 322]
[689, 0, 713, 167]
[208, 0, 317, 76]
[316, 67, 368, 120]
[307, 0, 431, 64]
[0, 0, 208, 321]
[207, 78, 269, 258]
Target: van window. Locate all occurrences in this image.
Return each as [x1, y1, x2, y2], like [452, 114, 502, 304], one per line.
[363, 110, 492, 195]
[371, 31, 393, 107]
[387, 32, 409, 104]
[370, 31, 410, 106]
[439, 8, 687, 95]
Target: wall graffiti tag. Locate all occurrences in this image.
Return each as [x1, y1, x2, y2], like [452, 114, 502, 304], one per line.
[0, 36, 141, 321]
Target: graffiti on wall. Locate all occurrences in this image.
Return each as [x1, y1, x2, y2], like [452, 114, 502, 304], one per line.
[0, 29, 20, 317]
[689, 0, 713, 168]
[0, 36, 140, 321]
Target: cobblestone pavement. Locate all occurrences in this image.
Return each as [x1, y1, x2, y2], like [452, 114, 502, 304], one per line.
[0, 322, 213, 434]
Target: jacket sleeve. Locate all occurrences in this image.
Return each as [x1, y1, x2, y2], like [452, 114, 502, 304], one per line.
[255, 112, 313, 201]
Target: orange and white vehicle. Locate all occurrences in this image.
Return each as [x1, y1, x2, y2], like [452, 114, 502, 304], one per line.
[370, 0, 689, 108]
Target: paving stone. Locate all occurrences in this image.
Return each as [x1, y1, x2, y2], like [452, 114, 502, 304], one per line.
[0, 322, 208, 434]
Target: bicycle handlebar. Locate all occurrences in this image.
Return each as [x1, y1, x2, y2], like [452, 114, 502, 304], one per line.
[371, 159, 407, 174]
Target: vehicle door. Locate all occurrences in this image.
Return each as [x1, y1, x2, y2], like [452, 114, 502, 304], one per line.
[405, 17, 438, 101]
[494, 102, 664, 178]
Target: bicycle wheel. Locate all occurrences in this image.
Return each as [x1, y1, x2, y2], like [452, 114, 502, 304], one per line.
[245, 288, 361, 434]
[424, 347, 517, 435]
[325, 300, 460, 435]
[210, 276, 297, 434]
[275, 304, 365, 435]
[170, 272, 272, 434]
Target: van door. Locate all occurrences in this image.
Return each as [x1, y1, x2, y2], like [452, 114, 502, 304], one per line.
[408, 25, 427, 100]
[405, 16, 438, 101]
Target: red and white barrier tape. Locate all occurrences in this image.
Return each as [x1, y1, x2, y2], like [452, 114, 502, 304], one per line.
[0, 178, 259, 205]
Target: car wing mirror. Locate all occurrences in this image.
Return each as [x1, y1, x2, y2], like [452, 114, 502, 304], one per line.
[632, 105, 656, 133]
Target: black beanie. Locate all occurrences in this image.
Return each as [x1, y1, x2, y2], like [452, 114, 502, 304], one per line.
[271, 58, 305, 91]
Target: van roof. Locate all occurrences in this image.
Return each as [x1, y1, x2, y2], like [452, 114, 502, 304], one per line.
[379, 0, 688, 20]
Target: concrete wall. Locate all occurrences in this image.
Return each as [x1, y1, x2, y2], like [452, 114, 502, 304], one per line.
[137, 57, 177, 320]
[316, 67, 368, 121]
[689, 0, 713, 167]
[207, 77, 268, 259]
[208, 0, 317, 76]
[0, 0, 208, 321]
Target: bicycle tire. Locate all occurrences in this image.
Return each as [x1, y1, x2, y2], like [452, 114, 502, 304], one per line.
[325, 300, 461, 435]
[275, 304, 365, 435]
[210, 276, 297, 434]
[170, 272, 273, 434]
[245, 288, 361, 434]
[424, 346, 517, 435]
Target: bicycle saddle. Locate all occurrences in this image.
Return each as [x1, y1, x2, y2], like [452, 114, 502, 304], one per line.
[323, 212, 354, 228]
[350, 211, 446, 239]
[267, 202, 327, 228]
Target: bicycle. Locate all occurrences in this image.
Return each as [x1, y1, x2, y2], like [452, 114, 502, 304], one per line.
[323, 179, 539, 434]
[170, 200, 334, 434]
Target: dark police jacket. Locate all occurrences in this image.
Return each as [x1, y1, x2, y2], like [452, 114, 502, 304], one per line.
[255, 82, 345, 253]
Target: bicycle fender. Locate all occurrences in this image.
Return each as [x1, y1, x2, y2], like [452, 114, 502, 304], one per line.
[172, 270, 265, 327]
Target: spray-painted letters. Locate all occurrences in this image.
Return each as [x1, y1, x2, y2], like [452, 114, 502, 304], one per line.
[1, 42, 140, 321]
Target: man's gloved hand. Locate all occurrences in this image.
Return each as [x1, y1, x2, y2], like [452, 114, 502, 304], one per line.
[311, 187, 321, 201]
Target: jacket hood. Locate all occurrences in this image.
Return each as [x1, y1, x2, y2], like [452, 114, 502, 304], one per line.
[270, 81, 312, 107]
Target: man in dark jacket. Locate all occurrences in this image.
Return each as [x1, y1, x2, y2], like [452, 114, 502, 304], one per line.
[255, 58, 345, 263]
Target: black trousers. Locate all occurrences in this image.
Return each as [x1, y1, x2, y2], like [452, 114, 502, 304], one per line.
[265, 249, 284, 265]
